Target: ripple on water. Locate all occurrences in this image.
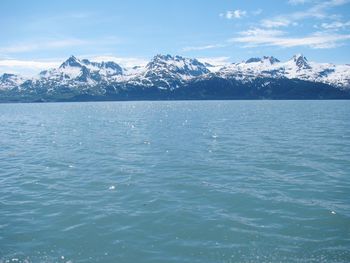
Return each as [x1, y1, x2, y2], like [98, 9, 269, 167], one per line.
[0, 101, 350, 263]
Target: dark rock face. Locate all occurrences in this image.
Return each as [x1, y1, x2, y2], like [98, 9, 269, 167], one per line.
[293, 54, 311, 70]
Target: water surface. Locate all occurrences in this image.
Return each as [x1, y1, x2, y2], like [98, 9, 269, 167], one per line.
[0, 100, 349, 262]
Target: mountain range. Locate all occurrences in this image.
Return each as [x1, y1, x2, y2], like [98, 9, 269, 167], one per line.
[1, 54, 349, 102]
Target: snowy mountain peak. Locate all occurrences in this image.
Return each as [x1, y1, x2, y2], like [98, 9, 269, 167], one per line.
[100, 61, 123, 74]
[293, 53, 306, 60]
[39, 56, 124, 84]
[60, 55, 82, 68]
[79, 59, 123, 75]
[0, 73, 24, 90]
[263, 56, 280, 64]
[146, 54, 209, 77]
[246, 56, 280, 64]
[153, 54, 174, 61]
[131, 54, 211, 89]
[149, 54, 188, 66]
[291, 54, 311, 70]
[246, 57, 262, 63]
[1, 73, 16, 80]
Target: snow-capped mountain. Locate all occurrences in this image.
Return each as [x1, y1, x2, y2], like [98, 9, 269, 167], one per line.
[0, 53, 349, 102]
[0, 73, 25, 90]
[218, 54, 350, 89]
[37, 55, 124, 87]
[126, 54, 210, 89]
[246, 56, 280, 65]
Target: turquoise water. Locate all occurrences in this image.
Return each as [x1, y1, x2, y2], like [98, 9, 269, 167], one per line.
[0, 101, 350, 263]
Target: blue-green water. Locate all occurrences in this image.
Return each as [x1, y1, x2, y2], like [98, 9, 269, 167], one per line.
[1, 101, 350, 263]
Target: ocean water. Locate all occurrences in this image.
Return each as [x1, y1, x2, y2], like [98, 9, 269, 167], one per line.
[0, 100, 349, 263]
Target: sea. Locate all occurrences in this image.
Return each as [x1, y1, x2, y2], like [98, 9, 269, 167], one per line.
[0, 100, 349, 263]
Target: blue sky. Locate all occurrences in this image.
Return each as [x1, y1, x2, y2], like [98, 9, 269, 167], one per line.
[1, 0, 350, 75]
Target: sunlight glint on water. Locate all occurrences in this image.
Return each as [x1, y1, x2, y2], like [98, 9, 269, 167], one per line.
[0, 100, 349, 263]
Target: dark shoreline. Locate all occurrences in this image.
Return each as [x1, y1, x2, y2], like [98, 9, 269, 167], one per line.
[1, 97, 350, 104]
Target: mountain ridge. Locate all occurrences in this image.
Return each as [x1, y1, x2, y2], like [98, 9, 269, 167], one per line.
[1, 53, 349, 102]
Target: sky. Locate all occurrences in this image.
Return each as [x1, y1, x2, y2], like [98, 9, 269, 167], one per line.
[1, 0, 350, 76]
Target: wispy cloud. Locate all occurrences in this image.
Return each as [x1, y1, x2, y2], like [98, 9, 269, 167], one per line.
[320, 20, 350, 29]
[182, 44, 227, 52]
[224, 0, 350, 50]
[287, 0, 312, 5]
[220, 10, 247, 19]
[230, 28, 350, 48]
[182, 0, 350, 53]
[0, 39, 90, 54]
[261, 0, 349, 28]
[219, 9, 263, 20]
[0, 37, 122, 54]
[262, 19, 296, 28]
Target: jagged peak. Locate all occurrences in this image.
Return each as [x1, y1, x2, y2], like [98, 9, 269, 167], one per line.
[154, 54, 208, 65]
[292, 53, 307, 60]
[67, 55, 78, 61]
[149, 54, 183, 67]
[59, 55, 82, 68]
[39, 70, 48, 76]
[152, 54, 174, 61]
[80, 59, 122, 71]
[291, 53, 311, 69]
[145, 54, 209, 77]
[246, 56, 280, 64]
[204, 62, 214, 67]
[0, 73, 17, 79]
[100, 61, 122, 69]
[51, 56, 124, 79]
[81, 58, 93, 65]
[246, 57, 262, 63]
[151, 54, 201, 63]
[263, 56, 280, 64]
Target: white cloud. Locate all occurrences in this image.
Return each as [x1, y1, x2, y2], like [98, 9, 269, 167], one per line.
[261, 11, 320, 29]
[262, 18, 293, 28]
[230, 28, 350, 49]
[320, 20, 350, 29]
[234, 28, 285, 39]
[220, 10, 247, 19]
[221, 0, 350, 51]
[0, 59, 61, 76]
[182, 44, 227, 52]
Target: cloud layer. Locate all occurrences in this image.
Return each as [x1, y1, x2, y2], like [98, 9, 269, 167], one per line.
[230, 29, 350, 49]
[189, 0, 350, 52]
